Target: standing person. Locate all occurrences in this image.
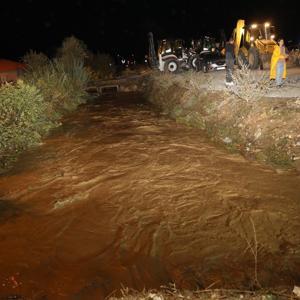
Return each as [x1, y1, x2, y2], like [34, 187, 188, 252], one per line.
[225, 38, 235, 86]
[270, 39, 288, 87]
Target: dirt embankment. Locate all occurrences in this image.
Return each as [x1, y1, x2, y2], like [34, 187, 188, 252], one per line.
[146, 70, 300, 170]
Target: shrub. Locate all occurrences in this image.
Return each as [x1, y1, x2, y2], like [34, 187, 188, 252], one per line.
[22, 38, 90, 115]
[23, 59, 89, 114]
[230, 65, 270, 102]
[56, 36, 88, 66]
[0, 81, 56, 169]
[86, 52, 116, 79]
[22, 50, 50, 72]
[288, 49, 300, 66]
[1, 36, 91, 172]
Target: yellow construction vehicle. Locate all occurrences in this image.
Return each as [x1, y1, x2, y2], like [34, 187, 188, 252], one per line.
[232, 19, 277, 69]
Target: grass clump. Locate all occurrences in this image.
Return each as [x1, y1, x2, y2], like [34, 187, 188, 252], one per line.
[22, 57, 89, 114]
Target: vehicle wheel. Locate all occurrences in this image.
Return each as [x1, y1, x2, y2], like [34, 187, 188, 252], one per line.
[164, 59, 179, 73]
[191, 57, 198, 69]
[237, 50, 249, 68]
[188, 55, 199, 70]
[195, 59, 203, 72]
[260, 53, 272, 70]
[248, 47, 260, 69]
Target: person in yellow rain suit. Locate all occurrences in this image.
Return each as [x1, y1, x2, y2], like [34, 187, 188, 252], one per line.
[270, 39, 288, 86]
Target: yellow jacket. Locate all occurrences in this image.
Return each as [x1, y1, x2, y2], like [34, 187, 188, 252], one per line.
[270, 45, 287, 79]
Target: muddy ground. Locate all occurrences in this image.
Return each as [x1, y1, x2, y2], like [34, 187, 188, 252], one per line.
[0, 93, 300, 300]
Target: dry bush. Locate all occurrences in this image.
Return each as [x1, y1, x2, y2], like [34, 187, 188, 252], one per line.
[22, 50, 50, 71]
[288, 49, 300, 66]
[23, 37, 90, 114]
[230, 65, 270, 102]
[56, 36, 88, 65]
[151, 71, 212, 92]
[180, 71, 213, 94]
[86, 52, 116, 79]
[153, 72, 179, 89]
[147, 71, 213, 114]
[108, 284, 291, 300]
[23, 59, 89, 114]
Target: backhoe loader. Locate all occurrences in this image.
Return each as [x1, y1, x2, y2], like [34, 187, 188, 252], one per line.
[232, 19, 277, 69]
[148, 32, 218, 73]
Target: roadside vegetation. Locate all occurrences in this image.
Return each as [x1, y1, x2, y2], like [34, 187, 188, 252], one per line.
[109, 285, 299, 300]
[147, 68, 300, 169]
[0, 36, 118, 172]
[0, 37, 94, 171]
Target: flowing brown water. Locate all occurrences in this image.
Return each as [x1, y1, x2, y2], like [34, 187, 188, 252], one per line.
[0, 93, 300, 299]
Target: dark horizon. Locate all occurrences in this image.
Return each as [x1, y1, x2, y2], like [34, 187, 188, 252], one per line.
[1, 0, 299, 61]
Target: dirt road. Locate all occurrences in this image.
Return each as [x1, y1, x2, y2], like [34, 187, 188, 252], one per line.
[0, 93, 300, 299]
[202, 66, 300, 98]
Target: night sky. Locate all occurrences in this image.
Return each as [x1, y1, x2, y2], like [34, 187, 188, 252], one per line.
[1, 0, 299, 61]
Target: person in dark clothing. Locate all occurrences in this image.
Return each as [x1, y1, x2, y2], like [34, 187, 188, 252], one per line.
[225, 38, 235, 85]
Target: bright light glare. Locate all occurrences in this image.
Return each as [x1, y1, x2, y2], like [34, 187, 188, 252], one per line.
[251, 24, 257, 29]
[250, 36, 255, 41]
[264, 22, 270, 27]
[271, 34, 275, 39]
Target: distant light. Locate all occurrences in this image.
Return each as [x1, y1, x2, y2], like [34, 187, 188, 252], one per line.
[264, 22, 270, 27]
[251, 24, 258, 29]
[271, 34, 275, 39]
[165, 49, 172, 53]
[250, 36, 255, 41]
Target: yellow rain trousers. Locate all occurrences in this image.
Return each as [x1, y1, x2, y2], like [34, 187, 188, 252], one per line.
[270, 45, 287, 80]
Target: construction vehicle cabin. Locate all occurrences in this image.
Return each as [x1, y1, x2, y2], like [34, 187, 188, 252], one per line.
[233, 19, 277, 69]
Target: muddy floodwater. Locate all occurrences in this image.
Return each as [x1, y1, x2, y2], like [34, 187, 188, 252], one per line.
[0, 93, 300, 299]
